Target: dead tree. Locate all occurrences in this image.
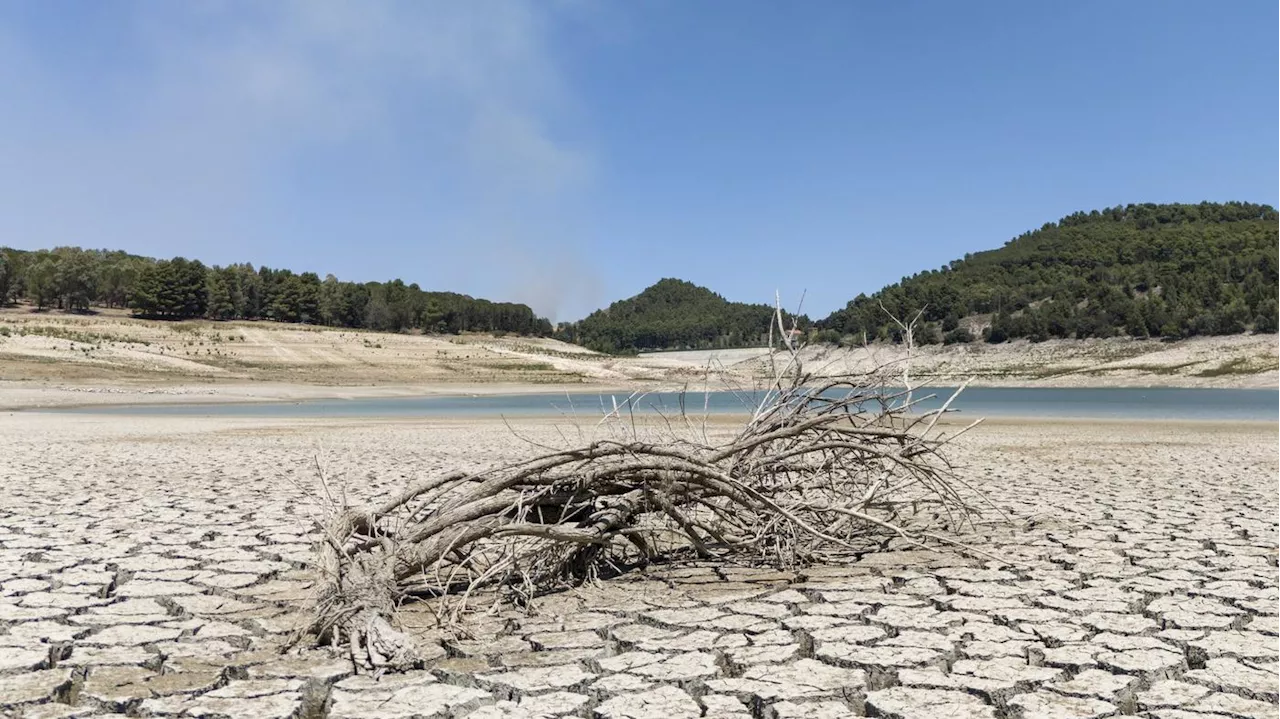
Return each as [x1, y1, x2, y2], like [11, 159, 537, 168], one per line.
[296, 304, 984, 670]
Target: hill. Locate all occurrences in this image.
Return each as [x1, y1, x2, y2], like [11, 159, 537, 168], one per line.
[0, 305, 624, 391]
[0, 246, 551, 336]
[555, 278, 808, 353]
[817, 201, 1278, 344]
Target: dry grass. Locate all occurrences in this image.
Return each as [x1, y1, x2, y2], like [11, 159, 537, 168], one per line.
[0, 308, 607, 385]
[1, 306, 1274, 391]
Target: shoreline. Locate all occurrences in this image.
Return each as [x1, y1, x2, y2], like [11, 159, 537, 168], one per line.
[2, 373, 1277, 412]
[0, 379, 643, 412]
[4, 409, 1276, 437]
[1, 314, 1275, 415]
[16, 398, 1277, 429]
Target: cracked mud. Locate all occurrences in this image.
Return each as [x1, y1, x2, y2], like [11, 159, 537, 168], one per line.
[1, 414, 1276, 718]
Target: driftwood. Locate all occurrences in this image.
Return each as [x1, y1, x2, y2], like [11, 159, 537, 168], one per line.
[296, 306, 985, 670]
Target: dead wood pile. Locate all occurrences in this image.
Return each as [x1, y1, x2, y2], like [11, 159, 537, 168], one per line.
[298, 321, 985, 670]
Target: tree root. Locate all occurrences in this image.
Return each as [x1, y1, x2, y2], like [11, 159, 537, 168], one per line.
[296, 321, 993, 670]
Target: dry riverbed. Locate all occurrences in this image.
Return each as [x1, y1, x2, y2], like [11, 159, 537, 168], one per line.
[0, 412, 1276, 718]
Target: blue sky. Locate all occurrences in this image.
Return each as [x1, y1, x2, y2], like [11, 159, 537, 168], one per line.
[2, 1, 1276, 320]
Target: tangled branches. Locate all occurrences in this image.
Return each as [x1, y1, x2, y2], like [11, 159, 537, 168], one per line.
[298, 310, 987, 670]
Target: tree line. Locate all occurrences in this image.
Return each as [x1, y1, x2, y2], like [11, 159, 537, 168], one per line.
[555, 278, 809, 353]
[0, 247, 552, 336]
[816, 201, 1278, 345]
[4, 201, 1271, 350]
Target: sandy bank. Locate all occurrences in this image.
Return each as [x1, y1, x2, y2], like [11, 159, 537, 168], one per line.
[0, 379, 641, 411]
[0, 311, 1275, 410]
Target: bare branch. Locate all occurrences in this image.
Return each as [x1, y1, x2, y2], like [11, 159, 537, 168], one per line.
[297, 324, 992, 671]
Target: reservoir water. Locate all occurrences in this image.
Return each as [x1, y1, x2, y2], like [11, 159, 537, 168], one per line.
[47, 387, 1278, 421]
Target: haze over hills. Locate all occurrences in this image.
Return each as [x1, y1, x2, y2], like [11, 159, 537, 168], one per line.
[1, 202, 1276, 356]
[2, 201, 1278, 393]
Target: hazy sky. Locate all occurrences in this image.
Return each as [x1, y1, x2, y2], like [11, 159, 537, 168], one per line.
[2, 1, 1276, 320]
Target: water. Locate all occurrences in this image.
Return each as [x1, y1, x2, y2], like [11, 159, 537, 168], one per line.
[45, 387, 1279, 421]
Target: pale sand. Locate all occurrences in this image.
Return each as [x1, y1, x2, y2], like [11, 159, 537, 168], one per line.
[0, 379, 638, 411]
[757, 334, 1280, 389]
[1, 310, 1276, 414]
[0, 411, 1276, 716]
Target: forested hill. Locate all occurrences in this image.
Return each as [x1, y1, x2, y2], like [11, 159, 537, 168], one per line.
[5, 201, 1272, 349]
[818, 201, 1278, 344]
[555, 278, 808, 353]
[0, 247, 552, 336]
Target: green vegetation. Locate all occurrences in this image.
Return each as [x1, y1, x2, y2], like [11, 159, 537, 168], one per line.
[11, 326, 117, 345]
[818, 202, 1278, 343]
[502, 342, 599, 360]
[5, 201, 1272, 351]
[555, 202, 1276, 353]
[1194, 357, 1276, 378]
[473, 360, 556, 372]
[14, 324, 163, 347]
[555, 278, 808, 353]
[0, 247, 551, 336]
[1108, 361, 1203, 376]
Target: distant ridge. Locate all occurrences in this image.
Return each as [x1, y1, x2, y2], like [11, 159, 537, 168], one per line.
[554, 278, 807, 354]
[815, 201, 1279, 344]
[5, 201, 1274, 351]
[0, 247, 551, 336]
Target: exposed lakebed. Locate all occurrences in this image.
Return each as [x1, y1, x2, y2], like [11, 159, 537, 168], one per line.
[43, 386, 1279, 421]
